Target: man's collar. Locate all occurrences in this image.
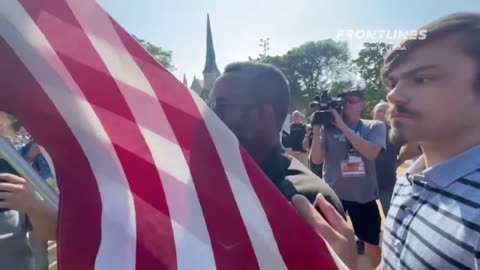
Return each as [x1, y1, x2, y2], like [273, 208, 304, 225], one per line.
[406, 144, 480, 187]
[260, 144, 290, 186]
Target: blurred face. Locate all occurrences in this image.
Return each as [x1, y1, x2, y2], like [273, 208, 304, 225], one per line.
[373, 104, 390, 123]
[292, 112, 302, 123]
[385, 35, 480, 145]
[209, 75, 275, 147]
[342, 94, 365, 121]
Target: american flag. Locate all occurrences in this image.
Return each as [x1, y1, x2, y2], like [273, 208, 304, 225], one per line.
[0, 1, 346, 269]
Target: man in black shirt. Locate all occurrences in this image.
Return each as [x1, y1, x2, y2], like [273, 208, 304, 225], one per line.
[287, 111, 309, 166]
[208, 62, 344, 214]
[289, 111, 307, 151]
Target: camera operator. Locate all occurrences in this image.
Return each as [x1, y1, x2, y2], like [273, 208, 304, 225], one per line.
[309, 89, 386, 268]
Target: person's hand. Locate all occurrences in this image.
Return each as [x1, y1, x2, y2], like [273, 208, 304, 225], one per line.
[292, 194, 358, 270]
[330, 108, 347, 131]
[0, 173, 42, 215]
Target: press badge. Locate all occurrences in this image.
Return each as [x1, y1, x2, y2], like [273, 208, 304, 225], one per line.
[340, 155, 366, 177]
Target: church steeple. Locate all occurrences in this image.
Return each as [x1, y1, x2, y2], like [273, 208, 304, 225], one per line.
[183, 74, 188, 86]
[203, 13, 220, 76]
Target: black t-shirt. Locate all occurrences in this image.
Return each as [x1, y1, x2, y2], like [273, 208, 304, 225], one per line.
[260, 145, 344, 216]
[289, 123, 306, 152]
[375, 125, 402, 189]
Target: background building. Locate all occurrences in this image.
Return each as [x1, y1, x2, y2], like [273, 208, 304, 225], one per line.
[187, 14, 220, 101]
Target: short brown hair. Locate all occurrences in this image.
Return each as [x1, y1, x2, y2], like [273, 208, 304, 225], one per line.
[382, 12, 480, 94]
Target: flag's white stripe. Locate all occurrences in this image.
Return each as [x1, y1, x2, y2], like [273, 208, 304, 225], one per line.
[0, 2, 137, 270]
[65, 2, 217, 269]
[192, 97, 288, 270]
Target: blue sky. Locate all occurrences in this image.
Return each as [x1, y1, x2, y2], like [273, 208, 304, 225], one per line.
[98, 0, 479, 83]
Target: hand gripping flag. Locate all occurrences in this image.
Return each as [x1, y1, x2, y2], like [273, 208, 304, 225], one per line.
[0, 1, 346, 269]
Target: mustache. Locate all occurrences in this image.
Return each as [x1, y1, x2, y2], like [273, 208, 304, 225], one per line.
[389, 105, 420, 117]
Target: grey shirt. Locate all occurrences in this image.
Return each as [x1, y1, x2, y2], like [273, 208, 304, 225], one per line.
[322, 119, 386, 203]
[0, 210, 35, 270]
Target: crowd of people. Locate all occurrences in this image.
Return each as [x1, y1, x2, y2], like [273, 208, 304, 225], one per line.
[290, 12, 480, 270]
[1, 11, 480, 270]
[283, 92, 421, 267]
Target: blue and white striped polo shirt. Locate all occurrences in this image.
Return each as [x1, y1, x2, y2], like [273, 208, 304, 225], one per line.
[382, 145, 480, 270]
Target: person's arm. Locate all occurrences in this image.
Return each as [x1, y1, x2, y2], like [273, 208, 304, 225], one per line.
[302, 136, 310, 151]
[331, 109, 386, 161]
[309, 125, 326, 165]
[292, 194, 358, 270]
[28, 201, 57, 240]
[0, 173, 57, 240]
[302, 126, 312, 151]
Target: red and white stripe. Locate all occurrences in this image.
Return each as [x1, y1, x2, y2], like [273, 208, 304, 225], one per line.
[0, 1, 345, 269]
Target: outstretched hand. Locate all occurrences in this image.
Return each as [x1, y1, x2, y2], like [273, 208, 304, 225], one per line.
[292, 194, 358, 270]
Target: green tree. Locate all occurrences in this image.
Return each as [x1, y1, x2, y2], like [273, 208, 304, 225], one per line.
[353, 42, 392, 117]
[259, 39, 353, 114]
[134, 36, 175, 70]
[330, 80, 354, 96]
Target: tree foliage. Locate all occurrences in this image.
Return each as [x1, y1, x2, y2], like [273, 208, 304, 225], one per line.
[134, 36, 175, 70]
[258, 39, 353, 113]
[353, 42, 392, 117]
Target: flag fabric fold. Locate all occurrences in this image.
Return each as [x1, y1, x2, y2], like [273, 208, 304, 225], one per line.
[0, 1, 345, 269]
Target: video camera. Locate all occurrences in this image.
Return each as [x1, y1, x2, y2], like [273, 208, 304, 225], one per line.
[309, 90, 345, 126]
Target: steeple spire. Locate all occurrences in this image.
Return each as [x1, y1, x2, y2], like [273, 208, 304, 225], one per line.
[183, 74, 188, 86]
[203, 13, 220, 74]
